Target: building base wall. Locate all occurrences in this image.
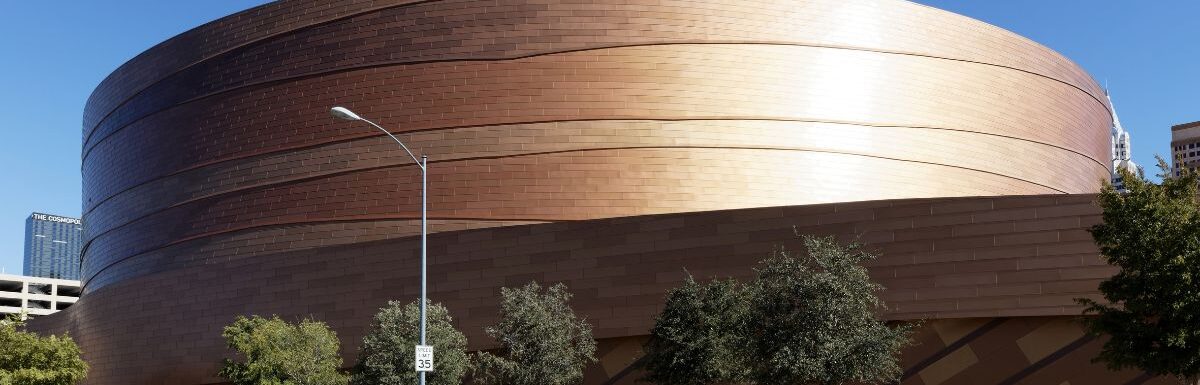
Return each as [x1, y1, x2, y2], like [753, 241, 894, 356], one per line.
[592, 316, 1173, 385]
[30, 195, 1173, 384]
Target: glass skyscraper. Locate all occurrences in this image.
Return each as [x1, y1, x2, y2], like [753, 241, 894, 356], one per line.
[23, 212, 84, 280]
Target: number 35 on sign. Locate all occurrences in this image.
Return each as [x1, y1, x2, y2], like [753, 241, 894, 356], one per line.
[415, 345, 434, 372]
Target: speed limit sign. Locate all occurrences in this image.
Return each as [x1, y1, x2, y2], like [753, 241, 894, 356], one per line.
[415, 345, 434, 372]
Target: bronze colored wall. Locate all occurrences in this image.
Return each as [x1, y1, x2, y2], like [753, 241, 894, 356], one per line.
[80, 0, 1111, 293]
[36, 194, 1156, 384]
[600, 316, 1179, 385]
[49, 0, 1127, 384]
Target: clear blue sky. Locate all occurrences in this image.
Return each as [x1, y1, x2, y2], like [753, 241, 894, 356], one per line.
[0, 1, 270, 274]
[0, 1, 1195, 274]
[913, 0, 1200, 171]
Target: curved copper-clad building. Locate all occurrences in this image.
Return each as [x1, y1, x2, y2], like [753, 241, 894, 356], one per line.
[32, 0, 1163, 384]
[79, 0, 1111, 292]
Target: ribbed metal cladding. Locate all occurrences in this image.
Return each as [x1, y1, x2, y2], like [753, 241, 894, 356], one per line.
[29, 3, 1137, 384]
[79, 0, 1110, 293]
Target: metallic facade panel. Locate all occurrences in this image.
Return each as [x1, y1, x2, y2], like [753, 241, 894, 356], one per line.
[49, 1, 1128, 384]
[79, 40, 1110, 288]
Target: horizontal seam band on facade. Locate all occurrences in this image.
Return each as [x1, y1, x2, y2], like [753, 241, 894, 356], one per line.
[81, 39, 1113, 163]
[77, 143, 1074, 268]
[80, 116, 1108, 218]
[84, 0, 1110, 147]
[82, 0, 444, 142]
[79, 216, 553, 291]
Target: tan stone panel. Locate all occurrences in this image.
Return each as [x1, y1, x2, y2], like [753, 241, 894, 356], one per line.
[1014, 335, 1148, 385]
[919, 346, 979, 385]
[1015, 318, 1085, 363]
[932, 318, 992, 345]
[598, 336, 645, 377]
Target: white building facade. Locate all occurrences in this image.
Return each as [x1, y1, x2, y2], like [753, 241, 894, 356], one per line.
[1108, 94, 1139, 189]
[0, 273, 80, 318]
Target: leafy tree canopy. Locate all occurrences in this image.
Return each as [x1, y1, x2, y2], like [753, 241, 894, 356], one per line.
[639, 235, 913, 385]
[219, 315, 348, 385]
[0, 314, 88, 385]
[1079, 160, 1200, 382]
[748, 236, 912, 385]
[639, 274, 750, 385]
[474, 282, 596, 385]
[352, 300, 469, 385]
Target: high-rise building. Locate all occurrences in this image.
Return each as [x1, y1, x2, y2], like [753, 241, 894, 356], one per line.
[1172, 121, 1200, 177]
[1108, 93, 1139, 190]
[22, 213, 84, 280]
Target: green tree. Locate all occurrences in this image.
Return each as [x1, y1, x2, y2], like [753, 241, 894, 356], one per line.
[0, 314, 88, 385]
[473, 282, 596, 385]
[1078, 161, 1200, 383]
[219, 315, 348, 385]
[746, 235, 913, 385]
[352, 300, 469, 385]
[639, 274, 750, 385]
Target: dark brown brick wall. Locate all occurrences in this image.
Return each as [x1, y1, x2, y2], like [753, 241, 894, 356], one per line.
[34, 194, 1137, 384]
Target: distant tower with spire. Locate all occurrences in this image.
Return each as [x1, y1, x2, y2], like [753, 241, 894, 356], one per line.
[1108, 91, 1139, 190]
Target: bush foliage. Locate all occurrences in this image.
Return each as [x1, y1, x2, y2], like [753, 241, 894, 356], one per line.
[640, 274, 750, 385]
[219, 315, 348, 385]
[640, 235, 913, 385]
[473, 282, 596, 385]
[1079, 161, 1200, 383]
[0, 314, 88, 385]
[352, 300, 469, 385]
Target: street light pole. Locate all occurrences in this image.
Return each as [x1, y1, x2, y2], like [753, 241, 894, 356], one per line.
[420, 153, 427, 385]
[330, 107, 428, 385]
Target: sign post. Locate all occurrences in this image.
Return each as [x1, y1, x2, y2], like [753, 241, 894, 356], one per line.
[415, 345, 434, 372]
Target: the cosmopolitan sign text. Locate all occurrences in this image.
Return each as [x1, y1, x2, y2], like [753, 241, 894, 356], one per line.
[31, 213, 82, 225]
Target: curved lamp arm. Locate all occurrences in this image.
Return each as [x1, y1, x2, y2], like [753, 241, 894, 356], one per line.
[330, 106, 425, 170]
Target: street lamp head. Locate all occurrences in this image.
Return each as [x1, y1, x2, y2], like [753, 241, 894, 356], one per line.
[330, 106, 362, 121]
